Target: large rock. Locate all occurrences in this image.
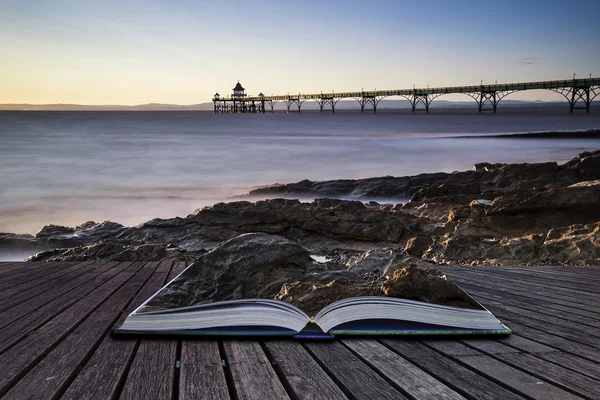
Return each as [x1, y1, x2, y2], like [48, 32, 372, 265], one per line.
[480, 162, 559, 195]
[381, 265, 481, 309]
[276, 278, 379, 316]
[124, 198, 415, 252]
[36, 221, 126, 248]
[142, 233, 323, 310]
[249, 176, 411, 200]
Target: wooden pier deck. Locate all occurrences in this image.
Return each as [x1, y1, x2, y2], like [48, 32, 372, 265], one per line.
[0, 261, 599, 399]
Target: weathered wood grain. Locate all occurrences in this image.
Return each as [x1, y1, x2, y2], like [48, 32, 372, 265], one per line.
[304, 341, 408, 400]
[0, 261, 56, 279]
[0, 261, 115, 329]
[224, 340, 290, 400]
[179, 341, 230, 400]
[454, 282, 600, 327]
[0, 262, 123, 353]
[1, 262, 600, 400]
[0, 261, 74, 289]
[425, 340, 582, 400]
[0, 262, 145, 396]
[451, 275, 600, 319]
[60, 262, 168, 400]
[0, 261, 102, 312]
[262, 340, 348, 400]
[342, 339, 466, 400]
[381, 339, 525, 400]
[489, 321, 600, 363]
[119, 339, 177, 400]
[497, 353, 600, 399]
[1, 262, 157, 400]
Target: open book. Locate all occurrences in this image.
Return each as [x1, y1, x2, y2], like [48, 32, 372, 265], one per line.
[114, 244, 510, 339]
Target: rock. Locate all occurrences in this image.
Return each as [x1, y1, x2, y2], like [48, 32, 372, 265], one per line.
[35, 221, 125, 248]
[344, 248, 402, 273]
[141, 233, 325, 310]
[473, 162, 506, 172]
[249, 176, 411, 200]
[480, 162, 559, 196]
[0, 233, 50, 260]
[0, 232, 39, 249]
[276, 278, 379, 316]
[539, 223, 600, 265]
[405, 236, 433, 257]
[26, 240, 189, 262]
[381, 265, 481, 309]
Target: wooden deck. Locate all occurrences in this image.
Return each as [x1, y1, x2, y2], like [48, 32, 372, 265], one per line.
[0, 261, 599, 400]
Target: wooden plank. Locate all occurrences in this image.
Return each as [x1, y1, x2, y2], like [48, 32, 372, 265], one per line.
[0, 261, 74, 288]
[446, 267, 600, 303]
[224, 340, 290, 400]
[0, 262, 122, 353]
[0, 262, 101, 312]
[453, 353, 583, 400]
[444, 269, 600, 308]
[0, 260, 115, 330]
[342, 339, 466, 400]
[498, 353, 600, 399]
[476, 266, 600, 286]
[535, 351, 600, 382]
[1, 261, 157, 400]
[0, 262, 21, 268]
[477, 268, 600, 297]
[120, 262, 183, 400]
[304, 341, 408, 400]
[0, 262, 145, 396]
[262, 340, 348, 400]
[0, 262, 37, 276]
[119, 339, 177, 400]
[179, 341, 230, 400]
[466, 292, 600, 337]
[455, 281, 600, 328]
[381, 339, 526, 400]
[485, 306, 600, 348]
[460, 338, 526, 355]
[452, 275, 600, 320]
[447, 273, 600, 319]
[425, 340, 582, 400]
[0, 261, 49, 278]
[493, 321, 600, 363]
[492, 334, 559, 354]
[60, 262, 170, 400]
[0, 260, 94, 297]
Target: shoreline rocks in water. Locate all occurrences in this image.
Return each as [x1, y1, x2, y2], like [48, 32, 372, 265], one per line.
[2, 149, 599, 267]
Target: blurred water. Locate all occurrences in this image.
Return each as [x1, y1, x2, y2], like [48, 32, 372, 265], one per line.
[1, 109, 600, 235]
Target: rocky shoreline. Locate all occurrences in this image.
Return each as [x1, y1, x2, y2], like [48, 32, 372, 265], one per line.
[1, 149, 599, 268]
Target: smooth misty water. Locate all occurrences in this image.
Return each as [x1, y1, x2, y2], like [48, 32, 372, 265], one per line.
[1, 108, 600, 236]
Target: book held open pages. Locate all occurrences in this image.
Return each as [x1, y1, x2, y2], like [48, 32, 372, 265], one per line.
[113, 234, 511, 339]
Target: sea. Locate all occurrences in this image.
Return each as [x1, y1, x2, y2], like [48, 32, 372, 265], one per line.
[1, 107, 600, 239]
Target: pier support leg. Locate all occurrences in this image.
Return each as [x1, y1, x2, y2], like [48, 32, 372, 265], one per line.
[478, 92, 498, 113]
[410, 94, 430, 113]
[359, 96, 378, 113]
[569, 87, 591, 113]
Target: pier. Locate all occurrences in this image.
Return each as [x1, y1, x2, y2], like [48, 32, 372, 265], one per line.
[213, 77, 600, 114]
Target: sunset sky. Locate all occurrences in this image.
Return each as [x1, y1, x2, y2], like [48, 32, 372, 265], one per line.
[1, 0, 599, 105]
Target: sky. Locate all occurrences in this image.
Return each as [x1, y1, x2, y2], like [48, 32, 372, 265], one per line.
[1, 0, 599, 104]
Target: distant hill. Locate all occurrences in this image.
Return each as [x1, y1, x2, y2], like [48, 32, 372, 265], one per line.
[0, 103, 214, 111]
[0, 100, 566, 111]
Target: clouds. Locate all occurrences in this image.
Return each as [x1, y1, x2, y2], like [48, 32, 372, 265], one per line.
[520, 55, 543, 64]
